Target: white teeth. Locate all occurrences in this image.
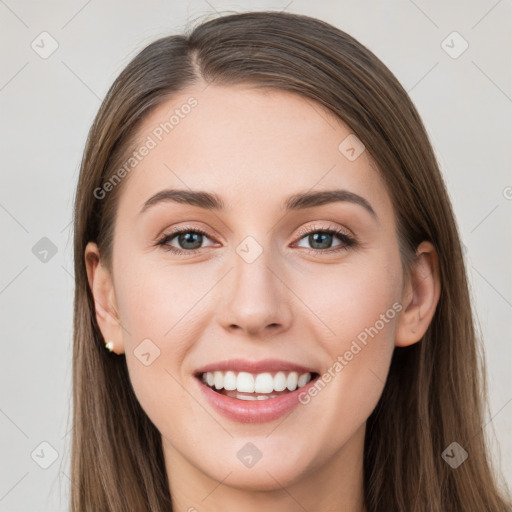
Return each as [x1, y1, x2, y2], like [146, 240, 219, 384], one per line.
[254, 373, 274, 393]
[232, 393, 279, 400]
[223, 371, 237, 391]
[201, 370, 314, 394]
[237, 372, 255, 393]
[298, 372, 312, 388]
[273, 371, 287, 391]
[237, 394, 258, 401]
[286, 372, 298, 391]
[214, 371, 223, 390]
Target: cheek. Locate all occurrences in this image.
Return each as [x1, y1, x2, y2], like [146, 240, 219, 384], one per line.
[289, 252, 401, 429]
[300, 250, 402, 352]
[113, 248, 208, 346]
[111, 250, 203, 417]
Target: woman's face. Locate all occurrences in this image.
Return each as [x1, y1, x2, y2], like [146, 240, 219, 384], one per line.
[93, 84, 407, 492]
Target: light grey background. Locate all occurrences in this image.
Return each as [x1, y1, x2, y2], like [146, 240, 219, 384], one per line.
[1, 0, 511, 510]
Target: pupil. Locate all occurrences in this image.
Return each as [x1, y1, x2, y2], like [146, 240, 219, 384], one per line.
[310, 232, 332, 249]
[179, 232, 202, 250]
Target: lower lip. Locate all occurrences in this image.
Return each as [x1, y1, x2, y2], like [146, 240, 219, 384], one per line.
[195, 375, 319, 423]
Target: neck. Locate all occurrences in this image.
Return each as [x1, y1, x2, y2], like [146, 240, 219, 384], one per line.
[164, 424, 367, 512]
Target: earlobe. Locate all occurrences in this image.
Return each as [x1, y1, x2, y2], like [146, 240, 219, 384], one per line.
[395, 241, 441, 347]
[84, 242, 125, 354]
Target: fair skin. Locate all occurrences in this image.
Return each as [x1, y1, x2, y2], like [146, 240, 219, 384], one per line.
[85, 84, 440, 512]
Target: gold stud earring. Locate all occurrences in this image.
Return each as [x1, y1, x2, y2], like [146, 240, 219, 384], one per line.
[105, 341, 114, 352]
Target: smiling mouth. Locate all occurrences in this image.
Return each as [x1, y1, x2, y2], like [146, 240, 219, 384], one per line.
[196, 370, 320, 400]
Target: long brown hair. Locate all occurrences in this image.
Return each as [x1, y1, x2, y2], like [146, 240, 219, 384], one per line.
[71, 10, 511, 511]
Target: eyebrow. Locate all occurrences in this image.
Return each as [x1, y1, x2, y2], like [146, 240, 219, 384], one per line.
[139, 188, 377, 218]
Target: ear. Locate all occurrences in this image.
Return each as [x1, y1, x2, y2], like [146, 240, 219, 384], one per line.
[84, 242, 125, 354]
[395, 241, 441, 347]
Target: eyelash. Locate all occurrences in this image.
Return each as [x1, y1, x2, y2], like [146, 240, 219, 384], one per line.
[155, 224, 356, 256]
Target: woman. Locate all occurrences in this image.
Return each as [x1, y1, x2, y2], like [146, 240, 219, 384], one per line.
[71, 10, 511, 511]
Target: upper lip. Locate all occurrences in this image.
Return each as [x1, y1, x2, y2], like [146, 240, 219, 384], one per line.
[194, 358, 319, 376]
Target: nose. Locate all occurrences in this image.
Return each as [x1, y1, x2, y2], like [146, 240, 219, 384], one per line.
[216, 244, 293, 338]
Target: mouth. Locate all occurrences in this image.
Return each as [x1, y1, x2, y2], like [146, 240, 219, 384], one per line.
[193, 360, 322, 423]
[194, 370, 321, 401]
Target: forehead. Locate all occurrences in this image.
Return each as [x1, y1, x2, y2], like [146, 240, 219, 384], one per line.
[116, 84, 390, 219]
